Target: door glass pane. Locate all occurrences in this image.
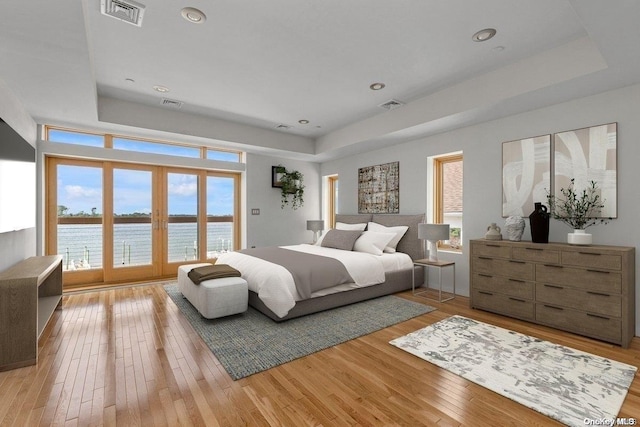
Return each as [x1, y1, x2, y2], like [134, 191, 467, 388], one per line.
[167, 172, 198, 262]
[113, 169, 152, 267]
[57, 165, 103, 271]
[206, 176, 235, 257]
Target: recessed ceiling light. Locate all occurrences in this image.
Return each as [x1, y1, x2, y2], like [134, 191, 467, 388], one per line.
[181, 7, 206, 24]
[298, 119, 309, 124]
[153, 85, 170, 93]
[369, 82, 386, 91]
[472, 28, 497, 42]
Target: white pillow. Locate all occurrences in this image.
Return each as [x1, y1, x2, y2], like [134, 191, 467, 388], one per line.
[353, 231, 396, 256]
[336, 222, 367, 231]
[367, 222, 409, 253]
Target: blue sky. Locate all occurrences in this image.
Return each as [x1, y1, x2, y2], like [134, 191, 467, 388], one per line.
[52, 131, 236, 216]
[58, 166, 234, 215]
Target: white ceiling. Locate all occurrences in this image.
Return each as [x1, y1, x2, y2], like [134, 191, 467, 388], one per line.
[1, 0, 639, 161]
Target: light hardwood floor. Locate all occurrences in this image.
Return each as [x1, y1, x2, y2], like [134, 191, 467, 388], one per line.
[1, 283, 638, 426]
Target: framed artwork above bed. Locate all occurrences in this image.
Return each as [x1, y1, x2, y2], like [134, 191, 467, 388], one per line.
[358, 161, 399, 214]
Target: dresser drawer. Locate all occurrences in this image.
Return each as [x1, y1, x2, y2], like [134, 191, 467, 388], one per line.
[472, 289, 534, 321]
[536, 304, 621, 344]
[535, 264, 621, 294]
[473, 273, 534, 299]
[512, 247, 560, 264]
[561, 251, 621, 271]
[535, 283, 621, 317]
[473, 257, 534, 281]
[472, 242, 511, 259]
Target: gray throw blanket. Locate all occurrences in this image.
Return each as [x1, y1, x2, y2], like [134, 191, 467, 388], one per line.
[188, 264, 241, 284]
[239, 247, 354, 299]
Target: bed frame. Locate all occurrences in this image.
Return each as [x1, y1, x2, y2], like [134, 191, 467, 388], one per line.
[249, 213, 425, 322]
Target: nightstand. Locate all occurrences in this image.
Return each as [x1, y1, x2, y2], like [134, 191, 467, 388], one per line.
[412, 258, 455, 302]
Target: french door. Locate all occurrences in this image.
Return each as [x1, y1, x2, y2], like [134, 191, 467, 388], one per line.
[46, 158, 239, 288]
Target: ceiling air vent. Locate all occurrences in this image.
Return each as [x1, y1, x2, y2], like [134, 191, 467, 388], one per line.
[378, 99, 405, 111]
[161, 98, 183, 109]
[275, 124, 292, 130]
[100, 0, 146, 27]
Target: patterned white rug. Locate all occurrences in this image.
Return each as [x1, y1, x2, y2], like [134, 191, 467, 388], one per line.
[390, 315, 637, 427]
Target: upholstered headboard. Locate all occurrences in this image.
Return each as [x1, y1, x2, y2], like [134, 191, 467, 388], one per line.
[335, 213, 425, 260]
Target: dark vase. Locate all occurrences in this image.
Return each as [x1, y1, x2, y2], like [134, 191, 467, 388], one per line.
[529, 202, 549, 243]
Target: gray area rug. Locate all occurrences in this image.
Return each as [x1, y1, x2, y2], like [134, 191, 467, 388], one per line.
[390, 315, 637, 427]
[164, 284, 435, 380]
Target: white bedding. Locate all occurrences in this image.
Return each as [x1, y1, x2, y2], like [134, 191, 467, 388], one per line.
[215, 244, 413, 318]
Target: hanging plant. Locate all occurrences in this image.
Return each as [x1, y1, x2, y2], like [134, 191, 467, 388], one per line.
[276, 166, 304, 209]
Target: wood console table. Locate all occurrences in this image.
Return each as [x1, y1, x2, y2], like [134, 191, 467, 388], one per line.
[0, 255, 63, 371]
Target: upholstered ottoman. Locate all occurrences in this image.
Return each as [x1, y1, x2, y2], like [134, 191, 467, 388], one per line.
[177, 263, 248, 319]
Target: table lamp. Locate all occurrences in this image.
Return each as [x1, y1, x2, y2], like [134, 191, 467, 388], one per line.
[418, 223, 450, 262]
[306, 220, 324, 244]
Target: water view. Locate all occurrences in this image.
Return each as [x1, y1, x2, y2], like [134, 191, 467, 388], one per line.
[58, 222, 233, 270]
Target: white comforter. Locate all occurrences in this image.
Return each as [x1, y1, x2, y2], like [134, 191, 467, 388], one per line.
[216, 244, 411, 318]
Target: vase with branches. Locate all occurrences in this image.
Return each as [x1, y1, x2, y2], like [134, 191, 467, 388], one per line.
[546, 178, 609, 244]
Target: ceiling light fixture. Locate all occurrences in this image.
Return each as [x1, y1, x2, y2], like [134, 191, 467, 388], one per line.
[369, 82, 385, 90]
[472, 28, 497, 42]
[153, 85, 170, 93]
[181, 7, 206, 24]
[298, 119, 309, 124]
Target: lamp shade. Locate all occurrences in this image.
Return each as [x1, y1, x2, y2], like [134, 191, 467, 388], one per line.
[306, 220, 324, 232]
[418, 223, 450, 241]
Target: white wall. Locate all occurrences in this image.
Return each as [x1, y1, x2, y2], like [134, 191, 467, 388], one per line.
[0, 77, 37, 270]
[321, 83, 640, 334]
[245, 153, 320, 248]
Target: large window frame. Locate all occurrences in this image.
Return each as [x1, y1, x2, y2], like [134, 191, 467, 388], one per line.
[43, 127, 242, 289]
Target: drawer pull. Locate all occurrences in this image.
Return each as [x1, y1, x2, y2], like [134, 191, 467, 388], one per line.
[586, 269, 610, 274]
[587, 313, 610, 320]
[578, 252, 601, 256]
[544, 305, 564, 311]
[478, 291, 493, 296]
[509, 297, 526, 303]
[478, 273, 492, 278]
[509, 260, 526, 264]
[525, 247, 543, 251]
[478, 256, 492, 260]
[508, 279, 525, 283]
[587, 291, 610, 297]
[543, 264, 563, 268]
[486, 244, 500, 247]
[544, 284, 563, 290]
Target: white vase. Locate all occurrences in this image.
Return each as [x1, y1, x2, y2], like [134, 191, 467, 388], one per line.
[567, 229, 592, 245]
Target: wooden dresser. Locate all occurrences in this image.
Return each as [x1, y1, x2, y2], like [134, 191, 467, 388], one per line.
[469, 239, 635, 347]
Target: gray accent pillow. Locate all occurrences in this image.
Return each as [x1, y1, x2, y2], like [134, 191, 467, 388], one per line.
[372, 214, 425, 260]
[335, 214, 373, 225]
[320, 229, 362, 251]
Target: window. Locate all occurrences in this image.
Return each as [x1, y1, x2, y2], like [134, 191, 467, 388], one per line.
[327, 175, 339, 228]
[433, 154, 463, 250]
[44, 126, 243, 163]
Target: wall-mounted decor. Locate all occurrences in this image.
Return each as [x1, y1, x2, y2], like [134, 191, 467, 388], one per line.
[553, 122, 617, 218]
[502, 135, 551, 217]
[358, 161, 399, 213]
[272, 166, 285, 188]
[272, 165, 304, 209]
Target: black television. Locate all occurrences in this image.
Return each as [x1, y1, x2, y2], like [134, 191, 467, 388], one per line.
[0, 118, 36, 233]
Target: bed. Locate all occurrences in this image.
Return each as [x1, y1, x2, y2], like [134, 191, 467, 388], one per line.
[216, 214, 425, 321]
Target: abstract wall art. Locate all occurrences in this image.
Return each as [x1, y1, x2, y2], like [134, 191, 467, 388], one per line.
[553, 123, 617, 218]
[502, 135, 551, 217]
[358, 161, 399, 213]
